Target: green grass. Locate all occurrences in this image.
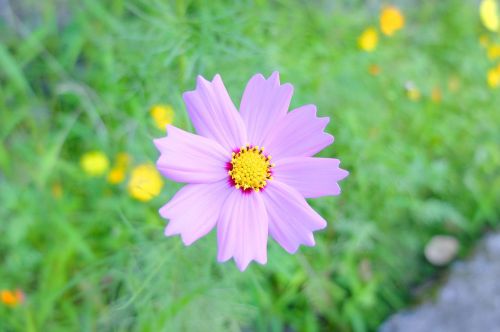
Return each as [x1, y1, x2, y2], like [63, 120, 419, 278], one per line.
[1, 0, 500, 331]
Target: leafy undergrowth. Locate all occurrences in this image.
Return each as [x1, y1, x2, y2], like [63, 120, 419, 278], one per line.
[1, 0, 499, 331]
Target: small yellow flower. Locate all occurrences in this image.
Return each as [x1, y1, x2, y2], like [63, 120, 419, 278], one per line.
[1, 289, 24, 307]
[405, 81, 421, 101]
[358, 27, 378, 52]
[380, 6, 405, 36]
[368, 64, 381, 76]
[107, 167, 126, 184]
[107, 152, 131, 185]
[447, 75, 461, 93]
[480, 0, 499, 32]
[487, 67, 500, 88]
[487, 44, 500, 60]
[407, 89, 421, 101]
[150, 104, 175, 130]
[80, 151, 109, 176]
[51, 182, 63, 199]
[127, 164, 163, 201]
[431, 87, 442, 103]
[479, 34, 490, 48]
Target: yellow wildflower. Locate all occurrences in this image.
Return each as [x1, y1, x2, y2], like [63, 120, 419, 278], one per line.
[407, 89, 421, 101]
[1, 289, 24, 307]
[380, 6, 405, 36]
[80, 151, 109, 176]
[150, 104, 175, 130]
[358, 27, 378, 52]
[431, 87, 442, 103]
[487, 44, 500, 60]
[368, 64, 381, 76]
[479, 34, 490, 48]
[487, 66, 500, 88]
[127, 164, 163, 202]
[107, 167, 126, 184]
[447, 75, 461, 93]
[480, 0, 499, 32]
[51, 182, 63, 199]
[405, 81, 420, 101]
[107, 152, 131, 185]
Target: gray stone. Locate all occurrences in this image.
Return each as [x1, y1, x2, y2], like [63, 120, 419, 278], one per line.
[380, 232, 500, 332]
[424, 235, 459, 266]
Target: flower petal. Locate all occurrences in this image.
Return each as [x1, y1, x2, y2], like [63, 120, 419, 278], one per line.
[273, 157, 349, 198]
[239, 72, 294, 146]
[262, 181, 327, 254]
[262, 104, 334, 159]
[154, 125, 228, 183]
[160, 180, 232, 245]
[217, 191, 268, 271]
[480, 0, 499, 32]
[160, 180, 232, 246]
[183, 74, 247, 150]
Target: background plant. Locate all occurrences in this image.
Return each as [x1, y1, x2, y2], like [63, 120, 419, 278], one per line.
[1, 0, 499, 331]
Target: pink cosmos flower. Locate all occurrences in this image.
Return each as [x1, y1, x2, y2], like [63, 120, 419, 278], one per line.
[154, 72, 348, 271]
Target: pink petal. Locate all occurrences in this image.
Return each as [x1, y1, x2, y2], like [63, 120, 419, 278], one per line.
[262, 181, 327, 254]
[273, 157, 349, 198]
[239, 72, 294, 146]
[154, 125, 229, 183]
[262, 104, 333, 159]
[217, 191, 268, 271]
[183, 74, 247, 151]
[160, 180, 232, 246]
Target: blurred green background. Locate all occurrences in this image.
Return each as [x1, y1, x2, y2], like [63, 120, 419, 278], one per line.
[1, 0, 499, 331]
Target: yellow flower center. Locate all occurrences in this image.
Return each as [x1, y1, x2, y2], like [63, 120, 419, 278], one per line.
[228, 145, 274, 192]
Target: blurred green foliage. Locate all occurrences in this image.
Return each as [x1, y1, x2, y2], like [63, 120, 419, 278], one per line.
[1, 0, 499, 331]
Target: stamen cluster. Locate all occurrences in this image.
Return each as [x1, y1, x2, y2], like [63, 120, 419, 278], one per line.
[228, 145, 274, 192]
